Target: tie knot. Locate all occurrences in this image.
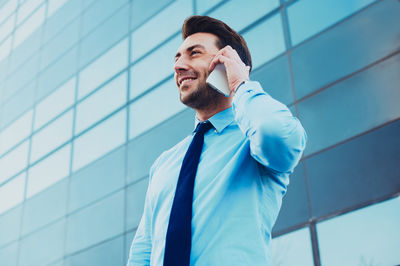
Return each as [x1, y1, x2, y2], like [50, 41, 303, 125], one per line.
[196, 121, 213, 135]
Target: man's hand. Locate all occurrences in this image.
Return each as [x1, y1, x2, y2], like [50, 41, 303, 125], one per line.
[209, 45, 250, 93]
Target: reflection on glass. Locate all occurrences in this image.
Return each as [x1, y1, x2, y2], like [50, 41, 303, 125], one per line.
[209, 0, 279, 32]
[196, 0, 224, 14]
[47, 0, 69, 18]
[75, 72, 127, 135]
[0, 0, 18, 25]
[0, 172, 25, 215]
[0, 109, 32, 156]
[287, 0, 376, 45]
[0, 36, 12, 61]
[73, 109, 126, 172]
[0, 13, 15, 43]
[271, 227, 314, 266]
[17, 0, 45, 25]
[34, 77, 76, 131]
[30, 110, 73, 163]
[243, 13, 285, 69]
[129, 78, 185, 139]
[13, 5, 45, 49]
[78, 38, 128, 99]
[27, 144, 70, 198]
[131, 0, 192, 61]
[130, 35, 180, 99]
[0, 140, 29, 184]
[317, 196, 400, 266]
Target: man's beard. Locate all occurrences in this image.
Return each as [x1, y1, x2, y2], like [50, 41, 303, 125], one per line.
[180, 81, 225, 110]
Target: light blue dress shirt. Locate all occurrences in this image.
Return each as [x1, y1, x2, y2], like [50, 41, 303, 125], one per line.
[128, 81, 307, 265]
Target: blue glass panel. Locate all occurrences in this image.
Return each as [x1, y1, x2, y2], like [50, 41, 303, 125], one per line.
[13, 4, 45, 49]
[81, 0, 128, 38]
[243, 13, 285, 69]
[129, 78, 186, 139]
[42, 0, 81, 44]
[16, 0, 45, 25]
[37, 46, 77, 101]
[47, 0, 69, 17]
[78, 38, 128, 99]
[40, 16, 79, 71]
[124, 230, 136, 262]
[79, 5, 129, 70]
[0, 140, 29, 184]
[0, 0, 18, 25]
[209, 0, 279, 32]
[0, 172, 25, 215]
[306, 119, 400, 218]
[196, 0, 224, 14]
[65, 190, 124, 254]
[30, 110, 73, 163]
[69, 146, 125, 213]
[34, 76, 75, 131]
[75, 72, 126, 135]
[0, 242, 18, 266]
[27, 144, 71, 198]
[65, 235, 124, 266]
[126, 177, 148, 230]
[130, 35, 180, 99]
[0, 13, 14, 43]
[0, 38, 11, 69]
[0, 205, 22, 247]
[291, 0, 399, 100]
[297, 53, 400, 156]
[22, 178, 68, 236]
[271, 227, 314, 265]
[130, 0, 172, 31]
[0, 109, 32, 156]
[0, 81, 34, 129]
[131, 0, 192, 61]
[317, 197, 400, 265]
[19, 219, 66, 266]
[288, 0, 376, 45]
[72, 109, 126, 172]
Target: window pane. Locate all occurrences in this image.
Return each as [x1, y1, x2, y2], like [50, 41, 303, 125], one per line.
[13, 4, 45, 49]
[73, 109, 126, 172]
[130, 35, 180, 99]
[0, 109, 32, 156]
[196, 0, 224, 14]
[129, 78, 186, 139]
[30, 110, 73, 163]
[0, 35, 12, 61]
[0, 0, 18, 25]
[75, 72, 126, 134]
[78, 38, 128, 99]
[34, 77, 75, 131]
[0, 172, 25, 215]
[288, 0, 376, 45]
[243, 13, 285, 69]
[130, 0, 192, 61]
[209, 0, 279, 32]
[27, 144, 70, 198]
[47, 0, 69, 17]
[317, 196, 400, 266]
[0, 140, 29, 184]
[16, 0, 45, 25]
[0, 13, 15, 43]
[271, 227, 314, 265]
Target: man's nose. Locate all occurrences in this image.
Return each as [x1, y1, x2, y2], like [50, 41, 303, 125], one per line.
[174, 57, 189, 74]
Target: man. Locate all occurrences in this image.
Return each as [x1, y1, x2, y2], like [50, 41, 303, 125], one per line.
[128, 16, 306, 265]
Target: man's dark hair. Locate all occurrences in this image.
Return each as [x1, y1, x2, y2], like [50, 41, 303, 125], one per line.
[182, 15, 252, 72]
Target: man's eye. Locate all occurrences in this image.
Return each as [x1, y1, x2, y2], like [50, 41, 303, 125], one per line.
[191, 50, 200, 55]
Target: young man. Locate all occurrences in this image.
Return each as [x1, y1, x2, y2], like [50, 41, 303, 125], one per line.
[128, 16, 306, 265]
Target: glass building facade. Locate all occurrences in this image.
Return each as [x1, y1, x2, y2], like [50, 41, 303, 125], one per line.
[0, 0, 399, 265]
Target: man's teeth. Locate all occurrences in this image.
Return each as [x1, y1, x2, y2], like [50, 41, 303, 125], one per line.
[181, 78, 195, 84]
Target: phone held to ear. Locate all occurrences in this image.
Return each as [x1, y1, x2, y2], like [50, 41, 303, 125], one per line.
[206, 64, 231, 97]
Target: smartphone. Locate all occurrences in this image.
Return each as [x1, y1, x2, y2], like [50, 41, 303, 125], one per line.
[206, 64, 231, 97]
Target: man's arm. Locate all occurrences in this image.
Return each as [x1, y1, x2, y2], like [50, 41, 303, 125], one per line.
[232, 81, 306, 173]
[209, 45, 306, 173]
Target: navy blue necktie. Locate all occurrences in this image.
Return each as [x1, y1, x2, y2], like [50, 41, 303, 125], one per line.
[164, 121, 213, 266]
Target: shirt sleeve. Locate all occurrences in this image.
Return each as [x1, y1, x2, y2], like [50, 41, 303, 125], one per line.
[127, 158, 160, 265]
[232, 81, 307, 173]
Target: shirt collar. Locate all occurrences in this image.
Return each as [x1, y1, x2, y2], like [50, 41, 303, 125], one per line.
[193, 107, 235, 134]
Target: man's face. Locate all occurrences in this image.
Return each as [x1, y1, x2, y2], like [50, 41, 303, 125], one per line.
[174, 32, 223, 109]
